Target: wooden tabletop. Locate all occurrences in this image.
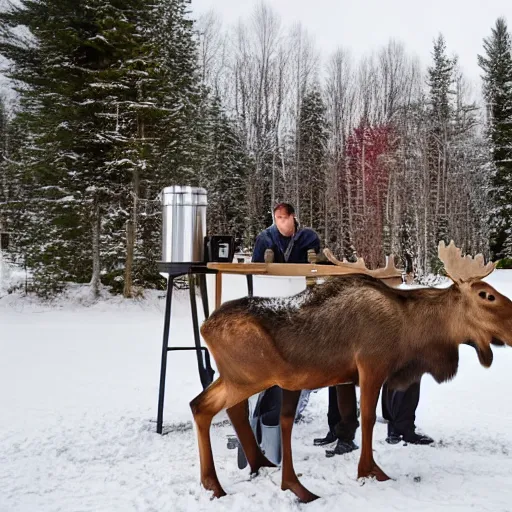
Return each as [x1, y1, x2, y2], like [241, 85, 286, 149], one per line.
[206, 263, 268, 275]
[207, 262, 404, 309]
[206, 262, 402, 279]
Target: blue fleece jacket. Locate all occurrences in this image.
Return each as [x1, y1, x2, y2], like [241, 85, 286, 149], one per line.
[251, 223, 320, 263]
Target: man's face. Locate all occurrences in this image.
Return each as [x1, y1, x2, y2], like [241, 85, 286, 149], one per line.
[274, 208, 295, 237]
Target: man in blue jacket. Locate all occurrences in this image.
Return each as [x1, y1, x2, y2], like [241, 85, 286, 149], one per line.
[236, 202, 320, 468]
[252, 202, 320, 264]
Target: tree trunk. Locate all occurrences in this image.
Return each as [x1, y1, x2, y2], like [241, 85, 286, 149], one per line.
[90, 199, 101, 298]
[124, 218, 135, 298]
[124, 169, 140, 298]
[124, 111, 144, 298]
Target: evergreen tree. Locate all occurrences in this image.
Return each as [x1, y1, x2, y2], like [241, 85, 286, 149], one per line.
[94, 0, 206, 295]
[134, 0, 207, 289]
[478, 17, 512, 258]
[0, 96, 8, 208]
[297, 87, 328, 240]
[0, 0, 116, 294]
[0, 0, 206, 295]
[426, 35, 456, 268]
[0, 93, 30, 275]
[200, 96, 250, 247]
[153, 0, 205, 186]
[88, 0, 171, 297]
[428, 35, 455, 126]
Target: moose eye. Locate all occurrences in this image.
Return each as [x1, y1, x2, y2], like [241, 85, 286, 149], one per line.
[488, 295, 495, 302]
[479, 291, 487, 299]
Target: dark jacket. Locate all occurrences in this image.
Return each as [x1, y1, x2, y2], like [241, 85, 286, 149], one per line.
[252, 223, 320, 263]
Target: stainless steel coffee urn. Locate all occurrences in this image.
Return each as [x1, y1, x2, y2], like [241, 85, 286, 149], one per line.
[161, 186, 207, 263]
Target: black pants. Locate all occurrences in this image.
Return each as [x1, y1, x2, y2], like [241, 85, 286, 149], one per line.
[381, 381, 420, 434]
[257, 385, 282, 427]
[327, 381, 421, 440]
[327, 384, 360, 441]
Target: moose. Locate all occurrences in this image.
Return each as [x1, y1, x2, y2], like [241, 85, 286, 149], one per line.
[190, 241, 512, 502]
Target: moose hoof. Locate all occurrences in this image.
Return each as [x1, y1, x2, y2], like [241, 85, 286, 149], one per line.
[282, 481, 320, 503]
[202, 478, 227, 499]
[358, 464, 391, 482]
[208, 487, 227, 500]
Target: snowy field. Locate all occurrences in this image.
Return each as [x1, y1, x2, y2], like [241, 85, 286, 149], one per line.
[2, 270, 512, 512]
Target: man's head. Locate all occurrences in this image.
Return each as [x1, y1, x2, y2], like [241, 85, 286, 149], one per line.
[273, 202, 296, 237]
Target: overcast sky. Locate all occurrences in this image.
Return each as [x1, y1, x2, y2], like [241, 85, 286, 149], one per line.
[191, 0, 511, 85]
[1, 1, 510, 100]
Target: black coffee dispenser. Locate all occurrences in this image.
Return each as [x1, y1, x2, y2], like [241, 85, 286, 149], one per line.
[204, 235, 235, 263]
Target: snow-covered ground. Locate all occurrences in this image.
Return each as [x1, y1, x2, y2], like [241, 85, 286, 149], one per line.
[2, 271, 512, 512]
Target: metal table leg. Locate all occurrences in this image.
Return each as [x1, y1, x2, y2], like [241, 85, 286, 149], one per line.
[157, 276, 174, 434]
[189, 278, 214, 389]
[155, 266, 218, 434]
[246, 274, 254, 297]
[198, 274, 209, 318]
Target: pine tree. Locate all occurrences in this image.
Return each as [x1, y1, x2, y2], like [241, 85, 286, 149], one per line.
[478, 17, 512, 258]
[87, 0, 171, 297]
[297, 87, 328, 240]
[200, 96, 250, 247]
[0, 0, 206, 295]
[0, 96, 10, 255]
[0, 0, 116, 294]
[0, 95, 31, 277]
[428, 36, 455, 126]
[426, 35, 456, 268]
[153, 0, 205, 185]
[0, 96, 8, 209]
[97, 0, 207, 295]
[126, 0, 208, 292]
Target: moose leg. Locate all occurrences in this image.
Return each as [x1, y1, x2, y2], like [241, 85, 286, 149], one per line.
[357, 370, 390, 482]
[226, 399, 277, 473]
[280, 389, 319, 503]
[190, 378, 266, 498]
[190, 378, 230, 498]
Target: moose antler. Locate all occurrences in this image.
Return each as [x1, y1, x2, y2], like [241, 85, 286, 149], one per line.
[323, 248, 403, 279]
[438, 240, 495, 283]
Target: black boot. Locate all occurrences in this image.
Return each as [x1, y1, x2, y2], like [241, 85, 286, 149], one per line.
[385, 427, 402, 445]
[313, 430, 337, 446]
[402, 429, 434, 445]
[386, 425, 434, 445]
[325, 439, 358, 458]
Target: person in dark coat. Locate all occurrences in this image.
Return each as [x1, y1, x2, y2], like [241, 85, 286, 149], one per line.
[314, 381, 434, 457]
[251, 203, 320, 264]
[235, 202, 320, 467]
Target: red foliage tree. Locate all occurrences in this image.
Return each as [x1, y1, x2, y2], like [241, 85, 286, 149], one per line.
[344, 124, 396, 267]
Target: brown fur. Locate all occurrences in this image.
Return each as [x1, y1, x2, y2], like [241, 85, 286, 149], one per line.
[190, 273, 512, 502]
